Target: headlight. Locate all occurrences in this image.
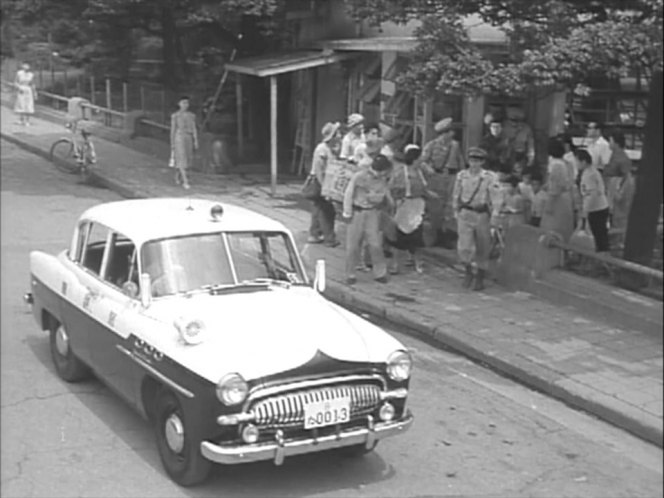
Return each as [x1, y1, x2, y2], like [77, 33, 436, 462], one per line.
[174, 317, 206, 345]
[387, 350, 412, 381]
[216, 373, 248, 406]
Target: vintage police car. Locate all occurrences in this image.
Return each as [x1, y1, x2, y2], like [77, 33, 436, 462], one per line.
[25, 198, 413, 486]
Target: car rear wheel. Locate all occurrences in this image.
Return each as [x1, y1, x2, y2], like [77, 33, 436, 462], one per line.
[49, 322, 90, 382]
[154, 390, 212, 487]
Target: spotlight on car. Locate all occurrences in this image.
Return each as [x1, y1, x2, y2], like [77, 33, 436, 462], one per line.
[210, 204, 224, 222]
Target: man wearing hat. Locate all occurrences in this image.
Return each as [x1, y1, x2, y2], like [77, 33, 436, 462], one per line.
[308, 122, 341, 246]
[503, 106, 535, 174]
[421, 117, 465, 247]
[452, 146, 502, 291]
[340, 113, 365, 162]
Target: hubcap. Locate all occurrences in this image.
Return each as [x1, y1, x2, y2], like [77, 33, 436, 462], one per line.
[55, 325, 69, 357]
[164, 413, 185, 454]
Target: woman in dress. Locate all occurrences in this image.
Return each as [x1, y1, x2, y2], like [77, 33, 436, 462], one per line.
[386, 144, 430, 274]
[14, 62, 37, 126]
[541, 138, 575, 242]
[170, 96, 198, 189]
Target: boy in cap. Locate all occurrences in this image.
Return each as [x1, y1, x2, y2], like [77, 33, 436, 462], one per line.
[340, 113, 365, 162]
[452, 146, 502, 290]
[343, 154, 395, 284]
[421, 117, 465, 247]
[308, 122, 341, 246]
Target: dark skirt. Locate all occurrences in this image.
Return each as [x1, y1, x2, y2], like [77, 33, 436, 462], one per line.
[385, 223, 424, 253]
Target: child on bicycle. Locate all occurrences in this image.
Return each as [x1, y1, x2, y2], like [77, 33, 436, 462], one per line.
[76, 128, 96, 167]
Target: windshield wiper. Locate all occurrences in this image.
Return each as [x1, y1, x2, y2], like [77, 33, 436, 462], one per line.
[200, 279, 290, 295]
[240, 278, 291, 289]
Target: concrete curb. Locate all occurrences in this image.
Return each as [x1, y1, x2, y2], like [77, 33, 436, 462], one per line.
[3, 114, 662, 449]
[323, 283, 663, 448]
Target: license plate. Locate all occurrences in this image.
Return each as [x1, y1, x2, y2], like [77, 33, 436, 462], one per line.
[304, 397, 351, 429]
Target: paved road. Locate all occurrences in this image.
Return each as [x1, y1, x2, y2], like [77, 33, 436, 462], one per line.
[1, 140, 662, 497]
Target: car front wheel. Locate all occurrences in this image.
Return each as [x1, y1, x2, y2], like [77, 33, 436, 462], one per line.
[154, 390, 212, 487]
[49, 322, 90, 382]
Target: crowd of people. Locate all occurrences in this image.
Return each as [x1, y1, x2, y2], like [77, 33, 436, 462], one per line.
[304, 110, 636, 290]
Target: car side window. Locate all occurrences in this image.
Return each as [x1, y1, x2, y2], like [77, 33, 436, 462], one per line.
[80, 223, 108, 275]
[103, 231, 138, 293]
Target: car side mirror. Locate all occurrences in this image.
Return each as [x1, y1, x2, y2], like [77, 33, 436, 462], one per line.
[313, 259, 326, 293]
[139, 273, 152, 308]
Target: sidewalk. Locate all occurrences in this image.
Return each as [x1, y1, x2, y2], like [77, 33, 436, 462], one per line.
[2, 104, 662, 448]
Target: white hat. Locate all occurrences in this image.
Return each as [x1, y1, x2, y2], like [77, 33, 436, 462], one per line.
[434, 117, 453, 133]
[321, 122, 340, 142]
[347, 113, 364, 128]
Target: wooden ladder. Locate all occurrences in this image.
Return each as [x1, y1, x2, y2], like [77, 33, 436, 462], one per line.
[292, 70, 313, 175]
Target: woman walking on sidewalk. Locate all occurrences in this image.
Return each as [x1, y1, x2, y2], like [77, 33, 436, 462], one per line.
[170, 96, 198, 190]
[14, 62, 37, 126]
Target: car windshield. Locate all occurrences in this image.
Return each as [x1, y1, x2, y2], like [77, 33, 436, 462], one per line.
[141, 231, 306, 297]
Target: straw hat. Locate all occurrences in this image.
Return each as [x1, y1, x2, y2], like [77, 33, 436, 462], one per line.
[321, 122, 340, 142]
[434, 117, 453, 133]
[347, 113, 364, 128]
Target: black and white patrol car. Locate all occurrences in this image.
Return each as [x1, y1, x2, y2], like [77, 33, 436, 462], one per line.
[25, 198, 414, 486]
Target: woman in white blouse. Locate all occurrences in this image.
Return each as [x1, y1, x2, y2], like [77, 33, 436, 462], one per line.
[575, 149, 610, 252]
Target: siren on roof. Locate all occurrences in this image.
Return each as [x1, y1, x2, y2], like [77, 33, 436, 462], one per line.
[210, 204, 224, 222]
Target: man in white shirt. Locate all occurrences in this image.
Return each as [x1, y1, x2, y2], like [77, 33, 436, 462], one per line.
[584, 121, 612, 173]
[340, 113, 365, 162]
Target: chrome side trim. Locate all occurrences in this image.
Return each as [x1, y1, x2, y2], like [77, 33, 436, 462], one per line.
[116, 345, 194, 399]
[200, 412, 414, 465]
[243, 373, 386, 412]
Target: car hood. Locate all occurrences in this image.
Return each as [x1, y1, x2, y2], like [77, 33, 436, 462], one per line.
[143, 287, 404, 383]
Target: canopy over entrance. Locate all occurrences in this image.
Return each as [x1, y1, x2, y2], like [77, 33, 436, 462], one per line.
[226, 50, 357, 194]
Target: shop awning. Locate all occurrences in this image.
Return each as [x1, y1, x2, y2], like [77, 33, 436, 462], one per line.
[225, 50, 356, 78]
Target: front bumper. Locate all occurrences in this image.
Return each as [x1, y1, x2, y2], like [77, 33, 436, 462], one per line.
[200, 412, 413, 465]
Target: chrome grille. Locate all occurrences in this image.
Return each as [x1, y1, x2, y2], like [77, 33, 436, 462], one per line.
[250, 383, 381, 428]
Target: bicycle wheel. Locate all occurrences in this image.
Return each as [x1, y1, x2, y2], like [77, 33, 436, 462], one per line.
[49, 139, 79, 175]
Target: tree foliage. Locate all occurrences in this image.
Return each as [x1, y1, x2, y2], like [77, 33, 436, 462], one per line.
[1, 0, 287, 88]
[344, 0, 664, 96]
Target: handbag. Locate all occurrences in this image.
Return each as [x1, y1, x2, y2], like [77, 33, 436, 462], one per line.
[569, 219, 595, 253]
[301, 175, 321, 199]
[168, 150, 175, 168]
[394, 165, 426, 234]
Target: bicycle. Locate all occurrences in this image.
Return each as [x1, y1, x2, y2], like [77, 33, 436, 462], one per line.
[49, 120, 97, 182]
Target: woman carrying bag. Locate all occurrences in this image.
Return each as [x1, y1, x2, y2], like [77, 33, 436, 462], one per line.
[303, 122, 341, 247]
[576, 149, 610, 252]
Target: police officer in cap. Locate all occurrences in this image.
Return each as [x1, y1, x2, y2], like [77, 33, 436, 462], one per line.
[452, 146, 502, 290]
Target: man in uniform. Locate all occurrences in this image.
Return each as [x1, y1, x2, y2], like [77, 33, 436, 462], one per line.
[421, 117, 465, 247]
[502, 106, 535, 177]
[452, 147, 502, 291]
